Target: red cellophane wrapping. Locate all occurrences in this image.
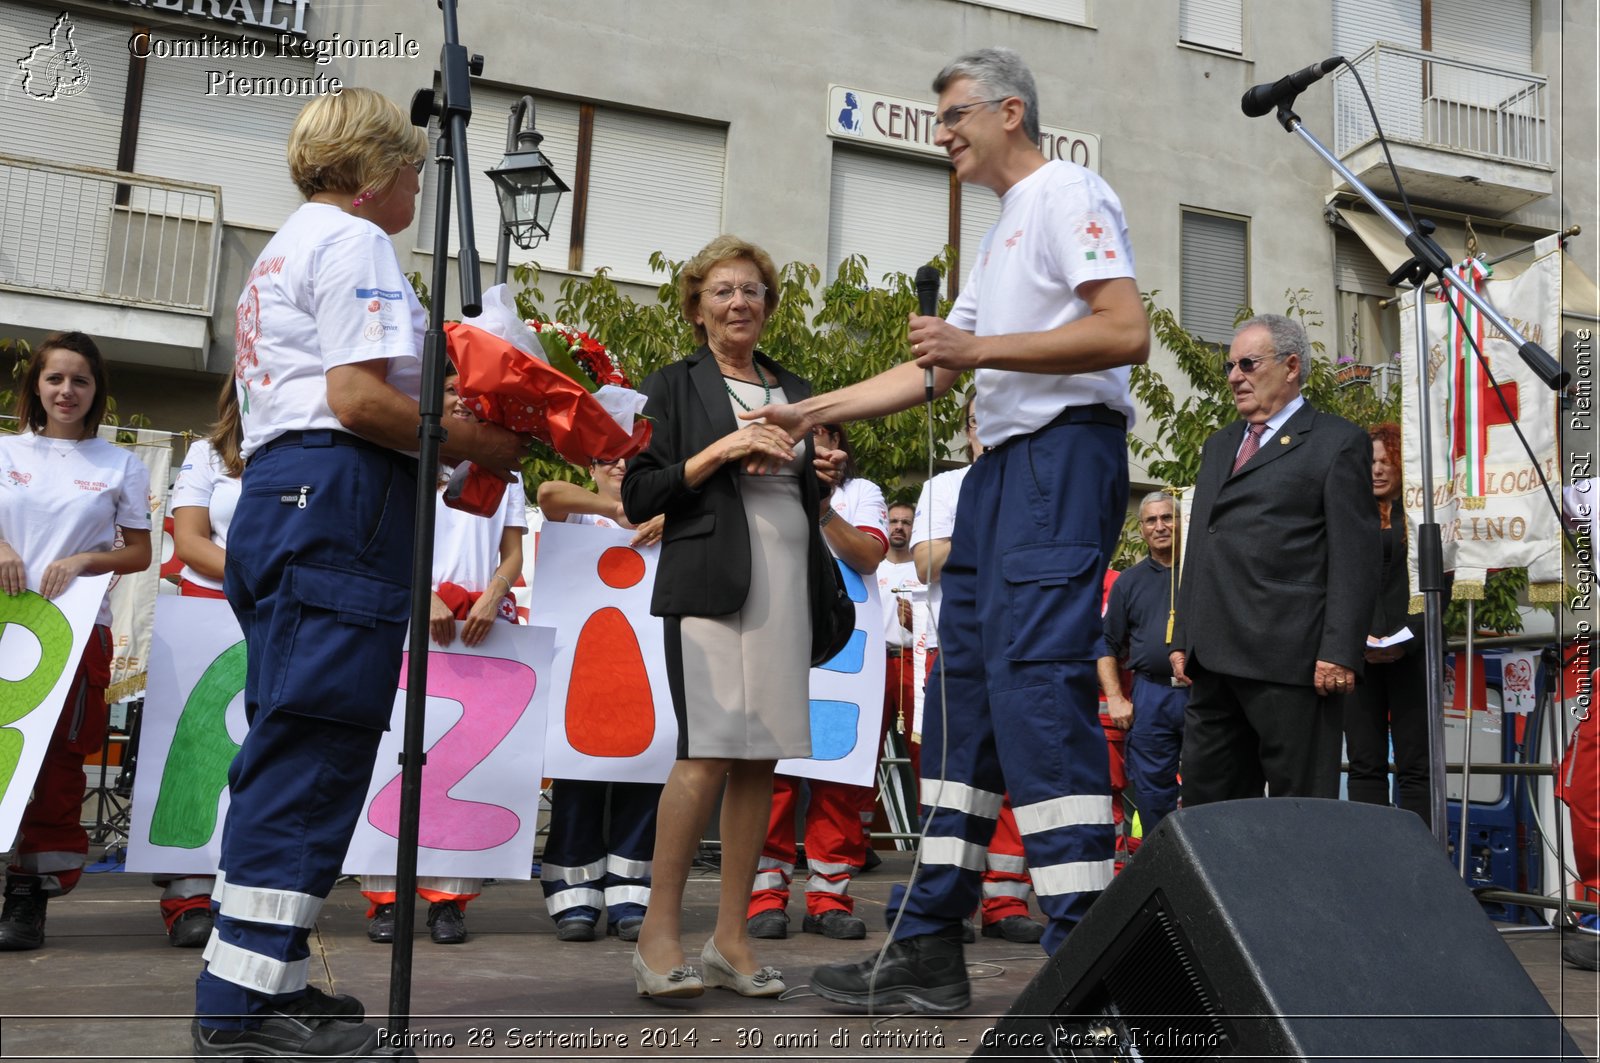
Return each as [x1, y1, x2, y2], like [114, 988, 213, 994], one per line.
[442, 321, 652, 515]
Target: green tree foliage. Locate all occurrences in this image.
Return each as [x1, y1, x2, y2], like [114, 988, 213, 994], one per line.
[506, 250, 968, 490]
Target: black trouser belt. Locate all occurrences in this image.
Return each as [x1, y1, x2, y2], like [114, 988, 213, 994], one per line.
[251, 429, 414, 472]
[989, 403, 1127, 453]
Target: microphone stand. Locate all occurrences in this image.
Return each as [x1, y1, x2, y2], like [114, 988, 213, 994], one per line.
[390, 0, 484, 1037]
[1266, 100, 1567, 849]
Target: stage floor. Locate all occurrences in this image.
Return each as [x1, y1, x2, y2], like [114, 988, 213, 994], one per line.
[0, 851, 1593, 1061]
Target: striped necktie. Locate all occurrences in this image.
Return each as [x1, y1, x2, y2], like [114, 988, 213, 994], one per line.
[1232, 423, 1266, 475]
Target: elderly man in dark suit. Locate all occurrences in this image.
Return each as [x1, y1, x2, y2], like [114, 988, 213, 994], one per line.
[1169, 314, 1378, 804]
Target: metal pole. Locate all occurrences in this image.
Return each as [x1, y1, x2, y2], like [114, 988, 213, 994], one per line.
[1409, 284, 1449, 847]
[1457, 600, 1476, 877]
[390, 0, 481, 1036]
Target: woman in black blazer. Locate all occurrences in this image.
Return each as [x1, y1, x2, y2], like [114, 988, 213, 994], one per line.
[622, 235, 837, 1001]
[1342, 422, 1433, 826]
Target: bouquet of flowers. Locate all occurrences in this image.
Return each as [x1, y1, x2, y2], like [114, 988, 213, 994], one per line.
[442, 285, 651, 515]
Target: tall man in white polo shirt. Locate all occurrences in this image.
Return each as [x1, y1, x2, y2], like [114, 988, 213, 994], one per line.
[750, 47, 1149, 1012]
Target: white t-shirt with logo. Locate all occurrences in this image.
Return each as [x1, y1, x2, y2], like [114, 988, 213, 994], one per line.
[432, 473, 528, 593]
[950, 160, 1138, 446]
[877, 558, 922, 649]
[234, 202, 425, 458]
[910, 464, 972, 650]
[0, 432, 152, 626]
[566, 511, 621, 530]
[827, 476, 890, 563]
[169, 437, 241, 592]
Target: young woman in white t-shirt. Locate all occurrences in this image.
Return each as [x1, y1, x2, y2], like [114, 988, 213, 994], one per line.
[150, 378, 244, 949]
[0, 331, 153, 952]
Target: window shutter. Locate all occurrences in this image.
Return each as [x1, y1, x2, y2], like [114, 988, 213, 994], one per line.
[1180, 0, 1243, 53]
[827, 148, 948, 286]
[417, 90, 579, 273]
[1180, 210, 1248, 344]
[0, 8, 129, 169]
[958, 184, 1002, 289]
[965, 0, 1088, 23]
[581, 110, 725, 282]
[135, 42, 310, 228]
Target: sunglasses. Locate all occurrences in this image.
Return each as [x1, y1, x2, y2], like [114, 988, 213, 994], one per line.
[1222, 354, 1285, 375]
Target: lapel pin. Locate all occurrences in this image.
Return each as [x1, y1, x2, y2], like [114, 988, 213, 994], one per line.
[1279, 436, 1290, 445]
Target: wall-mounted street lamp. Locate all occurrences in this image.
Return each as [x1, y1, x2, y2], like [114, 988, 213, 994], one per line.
[487, 95, 569, 284]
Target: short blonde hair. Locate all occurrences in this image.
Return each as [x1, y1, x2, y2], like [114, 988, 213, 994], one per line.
[678, 234, 781, 345]
[287, 88, 427, 200]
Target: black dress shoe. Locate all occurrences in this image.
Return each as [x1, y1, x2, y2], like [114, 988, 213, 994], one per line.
[366, 903, 396, 944]
[810, 929, 970, 1013]
[981, 915, 1044, 944]
[427, 900, 467, 945]
[556, 917, 597, 942]
[1563, 928, 1600, 972]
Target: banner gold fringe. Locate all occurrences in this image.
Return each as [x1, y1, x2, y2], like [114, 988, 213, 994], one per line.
[106, 674, 146, 704]
[1527, 582, 1564, 604]
[1453, 580, 1486, 600]
[1408, 593, 1424, 614]
[1461, 496, 1487, 510]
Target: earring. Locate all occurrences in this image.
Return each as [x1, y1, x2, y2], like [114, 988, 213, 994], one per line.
[352, 190, 373, 208]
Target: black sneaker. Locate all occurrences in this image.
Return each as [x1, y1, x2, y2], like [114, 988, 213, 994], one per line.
[192, 1000, 384, 1058]
[366, 903, 395, 944]
[555, 917, 597, 942]
[427, 900, 467, 945]
[168, 907, 214, 949]
[810, 929, 970, 1013]
[1562, 921, 1599, 972]
[298, 985, 366, 1022]
[0, 877, 47, 952]
[802, 908, 867, 940]
[960, 918, 976, 944]
[981, 915, 1044, 944]
[747, 909, 789, 940]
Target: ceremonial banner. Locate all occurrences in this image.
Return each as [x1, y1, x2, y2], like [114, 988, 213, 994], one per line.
[780, 559, 886, 787]
[533, 521, 886, 787]
[0, 574, 111, 850]
[533, 522, 676, 784]
[128, 597, 553, 878]
[97, 425, 173, 701]
[1400, 235, 1564, 602]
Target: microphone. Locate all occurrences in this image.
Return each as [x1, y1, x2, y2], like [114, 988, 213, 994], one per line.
[1240, 56, 1344, 118]
[914, 265, 941, 402]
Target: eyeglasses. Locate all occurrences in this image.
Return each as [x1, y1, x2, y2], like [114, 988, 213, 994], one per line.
[1222, 354, 1286, 375]
[698, 282, 768, 305]
[1140, 514, 1175, 526]
[934, 98, 1009, 129]
[590, 456, 625, 468]
[409, 158, 426, 174]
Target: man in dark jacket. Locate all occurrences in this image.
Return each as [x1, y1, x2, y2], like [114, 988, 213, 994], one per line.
[1171, 314, 1378, 804]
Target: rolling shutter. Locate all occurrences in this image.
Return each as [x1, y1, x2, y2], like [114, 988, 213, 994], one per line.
[827, 147, 947, 286]
[1180, 209, 1248, 345]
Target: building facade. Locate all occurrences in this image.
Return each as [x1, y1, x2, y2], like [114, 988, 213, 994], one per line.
[1, 0, 1594, 478]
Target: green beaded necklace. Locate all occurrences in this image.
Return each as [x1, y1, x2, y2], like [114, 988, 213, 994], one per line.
[724, 362, 772, 412]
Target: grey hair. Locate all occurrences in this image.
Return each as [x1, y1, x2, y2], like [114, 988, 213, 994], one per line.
[1139, 490, 1179, 517]
[933, 47, 1041, 142]
[1234, 313, 1310, 385]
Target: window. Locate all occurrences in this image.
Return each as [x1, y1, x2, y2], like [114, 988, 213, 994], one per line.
[827, 148, 948, 288]
[961, 0, 1088, 24]
[418, 90, 725, 284]
[135, 37, 312, 229]
[1179, 0, 1243, 53]
[417, 89, 579, 273]
[1179, 209, 1248, 344]
[1334, 229, 1400, 367]
[1, 7, 130, 169]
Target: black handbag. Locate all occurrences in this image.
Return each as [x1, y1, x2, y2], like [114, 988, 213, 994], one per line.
[809, 534, 856, 667]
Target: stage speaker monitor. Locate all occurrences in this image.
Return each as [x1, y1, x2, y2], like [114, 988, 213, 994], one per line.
[974, 799, 1579, 1061]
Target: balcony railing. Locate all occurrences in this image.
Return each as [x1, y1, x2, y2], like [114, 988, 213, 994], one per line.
[0, 155, 222, 315]
[1333, 43, 1550, 168]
